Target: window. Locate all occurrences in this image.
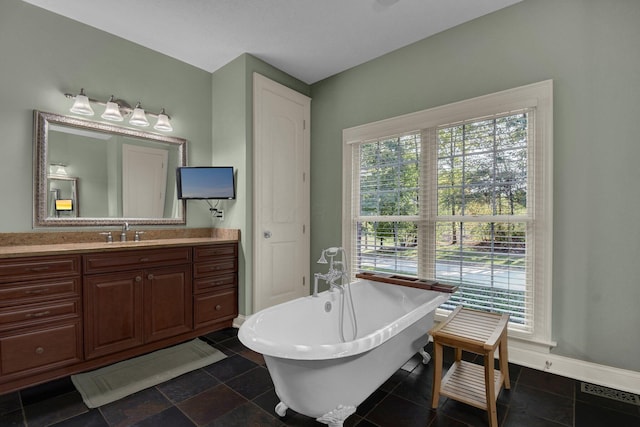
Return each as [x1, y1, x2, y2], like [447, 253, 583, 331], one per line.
[343, 81, 553, 346]
[355, 133, 421, 276]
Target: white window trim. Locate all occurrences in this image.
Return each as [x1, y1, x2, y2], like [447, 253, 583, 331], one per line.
[342, 80, 554, 348]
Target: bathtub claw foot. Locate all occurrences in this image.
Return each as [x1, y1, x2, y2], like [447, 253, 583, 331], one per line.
[316, 404, 356, 427]
[275, 402, 288, 417]
[419, 348, 431, 364]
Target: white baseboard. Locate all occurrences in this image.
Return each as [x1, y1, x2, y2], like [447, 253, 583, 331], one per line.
[509, 341, 640, 395]
[232, 315, 246, 328]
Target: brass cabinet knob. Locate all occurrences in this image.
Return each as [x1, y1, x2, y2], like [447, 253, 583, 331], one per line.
[35, 347, 45, 355]
[24, 288, 48, 295]
[26, 310, 50, 318]
[215, 305, 222, 311]
[135, 276, 142, 282]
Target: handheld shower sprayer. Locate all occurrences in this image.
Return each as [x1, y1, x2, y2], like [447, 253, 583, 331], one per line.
[313, 246, 358, 342]
[317, 247, 340, 264]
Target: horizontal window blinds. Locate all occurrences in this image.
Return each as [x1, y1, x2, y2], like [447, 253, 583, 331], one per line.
[434, 111, 534, 331]
[352, 133, 421, 278]
[350, 110, 537, 334]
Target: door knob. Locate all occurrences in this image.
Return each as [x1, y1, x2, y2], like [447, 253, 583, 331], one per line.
[263, 231, 272, 239]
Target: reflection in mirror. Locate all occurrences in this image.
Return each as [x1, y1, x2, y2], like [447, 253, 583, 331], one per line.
[34, 111, 187, 227]
[48, 175, 78, 218]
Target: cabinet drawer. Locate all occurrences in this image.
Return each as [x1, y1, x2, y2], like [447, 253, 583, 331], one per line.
[194, 244, 237, 262]
[84, 247, 191, 273]
[0, 321, 82, 378]
[0, 255, 80, 283]
[194, 273, 236, 293]
[194, 289, 237, 328]
[0, 299, 80, 331]
[193, 258, 237, 278]
[0, 277, 80, 307]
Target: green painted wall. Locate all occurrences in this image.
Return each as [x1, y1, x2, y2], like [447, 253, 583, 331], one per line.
[0, 1, 213, 231]
[310, 0, 640, 372]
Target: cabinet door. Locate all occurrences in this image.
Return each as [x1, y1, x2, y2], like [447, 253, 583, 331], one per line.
[84, 271, 144, 359]
[144, 264, 192, 343]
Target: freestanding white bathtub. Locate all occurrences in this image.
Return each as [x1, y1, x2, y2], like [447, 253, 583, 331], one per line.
[238, 278, 452, 427]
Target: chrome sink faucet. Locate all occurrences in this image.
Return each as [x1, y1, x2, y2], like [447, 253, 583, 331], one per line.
[120, 222, 130, 242]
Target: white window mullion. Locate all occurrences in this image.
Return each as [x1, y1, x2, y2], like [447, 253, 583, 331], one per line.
[422, 127, 437, 279]
[355, 215, 421, 223]
[350, 142, 362, 280]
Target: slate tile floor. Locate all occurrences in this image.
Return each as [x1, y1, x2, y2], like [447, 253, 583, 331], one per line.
[1, 328, 639, 426]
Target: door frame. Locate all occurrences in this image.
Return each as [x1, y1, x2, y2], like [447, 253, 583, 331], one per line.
[252, 73, 311, 313]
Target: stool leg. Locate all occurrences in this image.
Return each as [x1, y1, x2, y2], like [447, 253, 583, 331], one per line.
[431, 341, 443, 408]
[485, 353, 498, 427]
[499, 335, 510, 389]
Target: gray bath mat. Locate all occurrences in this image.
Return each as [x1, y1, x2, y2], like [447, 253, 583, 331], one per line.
[71, 338, 226, 408]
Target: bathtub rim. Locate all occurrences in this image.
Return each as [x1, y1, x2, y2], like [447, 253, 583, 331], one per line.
[238, 279, 450, 360]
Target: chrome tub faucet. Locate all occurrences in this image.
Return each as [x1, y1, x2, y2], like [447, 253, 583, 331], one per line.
[313, 247, 348, 297]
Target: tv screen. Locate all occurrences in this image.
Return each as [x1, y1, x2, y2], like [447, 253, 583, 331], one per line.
[176, 166, 236, 200]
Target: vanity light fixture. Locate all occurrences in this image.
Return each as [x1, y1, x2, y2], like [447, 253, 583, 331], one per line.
[69, 88, 94, 116]
[48, 162, 68, 177]
[154, 109, 173, 132]
[64, 88, 173, 132]
[129, 102, 150, 127]
[101, 96, 124, 121]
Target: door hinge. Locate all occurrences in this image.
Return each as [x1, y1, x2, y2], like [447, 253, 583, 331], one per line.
[303, 120, 306, 130]
[302, 224, 306, 234]
[303, 276, 306, 286]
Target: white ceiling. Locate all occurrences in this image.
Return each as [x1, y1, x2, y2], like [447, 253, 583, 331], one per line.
[22, 0, 521, 84]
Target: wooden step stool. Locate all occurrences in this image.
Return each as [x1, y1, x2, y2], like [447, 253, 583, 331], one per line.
[429, 306, 510, 427]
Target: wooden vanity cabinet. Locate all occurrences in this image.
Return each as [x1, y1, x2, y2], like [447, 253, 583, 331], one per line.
[0, 255, 82, 384]
[0, 241, 238, 395]
[193, 244, 238, 329]
[83, 248, 193, 359]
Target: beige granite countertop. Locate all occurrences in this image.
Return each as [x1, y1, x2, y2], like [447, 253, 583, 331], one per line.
[0, 228, 239, 259]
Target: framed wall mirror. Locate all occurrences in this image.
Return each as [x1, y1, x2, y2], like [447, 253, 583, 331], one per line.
[33, 110, 187, 227]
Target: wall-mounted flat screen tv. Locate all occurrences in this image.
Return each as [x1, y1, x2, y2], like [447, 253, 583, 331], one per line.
[176, 166, 236, 200]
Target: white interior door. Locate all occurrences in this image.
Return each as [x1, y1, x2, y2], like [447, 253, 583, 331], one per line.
[253, 73, 310, 312]
[122, 144, 168, 218]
